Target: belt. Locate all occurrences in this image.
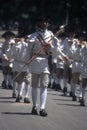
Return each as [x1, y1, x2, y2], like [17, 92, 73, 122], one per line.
[15, 59, 25, 63]
[74, 60, 82, 62]
[34, 53, 48, 58]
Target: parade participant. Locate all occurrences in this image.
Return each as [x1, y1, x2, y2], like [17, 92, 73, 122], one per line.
[70, 32, 84, 101]
[27, 16, 69, 116]
[55, 32, 68, 92]
[58, 28, 74, 96]
[6, 35, 31, 103]
[50, 54, 58, 90]
[7, 38, 17, 98]
[1, 31, 16, 89]
[80, 41, 87, 106]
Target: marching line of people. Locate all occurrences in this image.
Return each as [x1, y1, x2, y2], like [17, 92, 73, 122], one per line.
[0, 16, 87, 117]
[49, 30, 87, 107]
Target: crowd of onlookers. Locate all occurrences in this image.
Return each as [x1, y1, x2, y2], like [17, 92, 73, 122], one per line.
[0, 20, 19, 31]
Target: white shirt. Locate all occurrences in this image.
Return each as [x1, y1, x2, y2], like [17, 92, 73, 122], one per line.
[27, 29, 66, 74]
[7, 40, 31, 72]
[80, 46, 87, 78]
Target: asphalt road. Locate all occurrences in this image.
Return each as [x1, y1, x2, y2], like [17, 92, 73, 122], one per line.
[0, 70, 87, 130]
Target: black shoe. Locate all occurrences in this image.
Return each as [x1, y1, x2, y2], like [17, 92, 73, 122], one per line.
[16, 95, 22, 102]
[72, 95, 77, 101]
[52, 82, 57, 89]
[39, 109, 48, 117]
[55, 84, 62, 91]
[12, 92, 16, 98]
[8, 85, 13, 90]
[80, 98, 85, 106]
[31, 106, 38, 115]
[69, 91, 73, 97]
[2, 80, 7, 89]
[63, 87, 67, 96]
[78, 97, 82, 102]
[24, 98, 31, 103]
[48, 82, 51, 88]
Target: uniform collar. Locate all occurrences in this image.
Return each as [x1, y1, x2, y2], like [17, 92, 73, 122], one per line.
[37, 28, 47, 33]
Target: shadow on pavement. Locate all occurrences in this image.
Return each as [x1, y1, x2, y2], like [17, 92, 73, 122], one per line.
[0, 100, 15, 103]
[0, 96, 13, 99]
[2, 112, 35, 115]
[56, 103, 87, 107]
[52, 98, 71, 101]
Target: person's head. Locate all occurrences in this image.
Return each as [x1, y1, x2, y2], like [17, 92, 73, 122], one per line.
[65, 23, 76, 38]
[37, 16, 50, 30]
[58, 32, 68, 40]
[2, 31, 16, 40]
[75, 31, 86, 41]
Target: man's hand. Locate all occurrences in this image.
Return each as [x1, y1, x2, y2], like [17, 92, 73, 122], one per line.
[43, 42, 51, 50]
[57, 56, 64, 62]
[63, 55, 71, 62]
[3, 54, 9, 61]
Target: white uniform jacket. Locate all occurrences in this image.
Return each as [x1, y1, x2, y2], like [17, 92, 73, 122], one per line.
[27, 29, 66, 74]
[2, 40, 11, 66]
[71, 42, 83, 73]
[80, 46, 87, 78]
[6, 41, 31, 72]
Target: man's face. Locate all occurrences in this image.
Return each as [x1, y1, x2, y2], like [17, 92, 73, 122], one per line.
[39, 21, 49, 30]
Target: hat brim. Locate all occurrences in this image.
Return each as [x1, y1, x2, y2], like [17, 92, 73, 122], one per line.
[2, 31, 16, 38]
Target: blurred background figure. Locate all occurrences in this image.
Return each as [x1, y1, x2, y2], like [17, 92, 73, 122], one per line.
[1, 31, 16, 89]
